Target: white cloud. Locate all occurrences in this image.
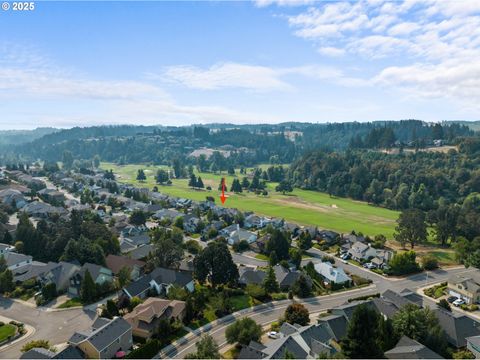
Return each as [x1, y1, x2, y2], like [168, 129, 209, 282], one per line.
[387, 22, 420, 36]
[161, 63, 291, 91]
[160, 62, 345, 91]
[0, 45, 286, 128]
[281, 0, 480, 106]
[254, 0, 315, 8]
[318, 46, 346, 57]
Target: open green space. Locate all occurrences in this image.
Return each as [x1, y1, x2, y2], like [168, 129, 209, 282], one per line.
[101, 162, 400, 237]
[0, 324, 16, 342]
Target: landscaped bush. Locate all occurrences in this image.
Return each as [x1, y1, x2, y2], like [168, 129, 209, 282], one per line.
[126, 339, 161, 359]
[348, 293, 380, 303]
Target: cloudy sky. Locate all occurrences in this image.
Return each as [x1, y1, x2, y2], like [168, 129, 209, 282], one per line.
[0, 0, 479, 129]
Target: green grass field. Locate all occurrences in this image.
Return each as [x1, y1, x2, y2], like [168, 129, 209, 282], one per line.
[101, 162, 400, 238]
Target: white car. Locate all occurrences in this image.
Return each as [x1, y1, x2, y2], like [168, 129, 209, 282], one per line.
[453, 298, 465, 307]
[268, 331, 279, 339]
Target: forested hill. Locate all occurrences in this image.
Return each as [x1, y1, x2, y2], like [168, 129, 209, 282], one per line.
[2, 120, 475, 167]
[0, 127, 57, 145]
[288, 136, 480, 212]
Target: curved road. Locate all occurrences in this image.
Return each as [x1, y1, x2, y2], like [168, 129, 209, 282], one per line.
[0, 298, 96, 359]
[162, 262, 476, 359]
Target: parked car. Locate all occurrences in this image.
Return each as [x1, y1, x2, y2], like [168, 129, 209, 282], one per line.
[363, 262, 376, 269]
[453, 298, 465, 307]
[340, 253, 351, 260]
[447, 296, 457, 304]
[268, 331, 279, 339]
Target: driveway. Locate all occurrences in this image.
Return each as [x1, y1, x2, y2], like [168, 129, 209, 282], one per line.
[0, 297, 96, 358]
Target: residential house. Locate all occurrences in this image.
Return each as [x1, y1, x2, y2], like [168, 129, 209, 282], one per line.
[371, 249, 394, 269]
[38, 188, 65, 204]
[0, 189, 27, 209]
[22, 201, 68, 219]
[69, 263, 113, 297]
[121, 267, 194, 300]
[385, 336, 443, 359]
[219, 224, 239, 237]
[314, 262, 351, 285]
[244, 214, 263, 229]
[467, 335, 480, 358]
[239, 267, 266, 286]
[238, 322, 338, 359]
[68, 317, 132, 359]
[127, 244, 154, 261]
[152, 209, 184, 221]
[183, 214, 201, 233]
[448, 272, 480, 304]
[227, 225, 257, 245]
[3, 252, 32, 271]
[435, 308, 480, 348]
[348, 241, 377, 262]
[274, 264, 311, 290]
[0, 242, 15, 256]
[39, 261, 82, 292]
[123, 298, 186, 339]
[318, 230, 339, 245]
[105, 254, 145, 281]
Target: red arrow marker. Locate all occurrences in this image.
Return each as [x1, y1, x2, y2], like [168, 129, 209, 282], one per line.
[220, 178, 227, 205]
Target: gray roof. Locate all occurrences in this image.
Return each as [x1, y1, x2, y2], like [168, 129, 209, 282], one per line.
[123, 267, 193, 298]
[70, 317, 131, 352]
[318, 314, 348, 341]
[330, 300, 374, 322]
[127, 244, 154, 260]
[5, 252, 32, 267]
[20, 348, 56, 359]
[434, 308, 480, 348]
[385, 336, 443, 359]
[273, 265, 305, 288]
[53, 346, 84, 359]
[448, 273, 480, 294]
[239, 268, 266, 285]
[150, 267, 193, 287]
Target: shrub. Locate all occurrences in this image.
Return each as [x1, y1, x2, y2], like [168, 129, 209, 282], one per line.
[321, 255, 335, 264]
[422, 254, 439, 270]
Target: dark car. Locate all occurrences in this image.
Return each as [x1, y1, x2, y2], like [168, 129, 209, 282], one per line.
[447, 296, 458, 303]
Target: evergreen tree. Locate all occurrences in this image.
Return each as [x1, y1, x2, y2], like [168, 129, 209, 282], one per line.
[188, 174, 197, 188]
[262, 266, 279, 293]
[80, 269, 97, 303]
[136, 169, 146, 182]
[196, 176, 204, 189]
[342, 304, 384, 359]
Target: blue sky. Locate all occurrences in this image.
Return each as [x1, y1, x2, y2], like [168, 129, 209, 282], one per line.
[0, 0, 479, 129]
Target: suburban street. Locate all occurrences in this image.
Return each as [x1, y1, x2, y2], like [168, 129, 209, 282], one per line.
[161, 264, 477, 359]
[0, 298, 96, 358]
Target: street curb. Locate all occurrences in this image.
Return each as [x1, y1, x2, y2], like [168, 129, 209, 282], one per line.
[159, 284, 377, 357]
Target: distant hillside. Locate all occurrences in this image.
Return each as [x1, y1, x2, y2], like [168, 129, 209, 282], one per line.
[447, 120, 480, 132]
[0, 127, 58, 145]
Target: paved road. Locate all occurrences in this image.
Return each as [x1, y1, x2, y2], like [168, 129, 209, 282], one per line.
[162, 264, 477, 359]
[0, 298, 96, 359]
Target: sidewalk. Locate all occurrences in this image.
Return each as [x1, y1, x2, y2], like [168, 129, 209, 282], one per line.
[0, 315, 35, 352]
[159, 283, 376, 358]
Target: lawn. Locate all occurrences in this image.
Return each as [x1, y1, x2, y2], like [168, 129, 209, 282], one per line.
[255, 254, 269, 261]
[0, 324, 16, 342]
[57, 297, 83, 309]
[101, 162, 399, 238]
[230, 294, 258, 312]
